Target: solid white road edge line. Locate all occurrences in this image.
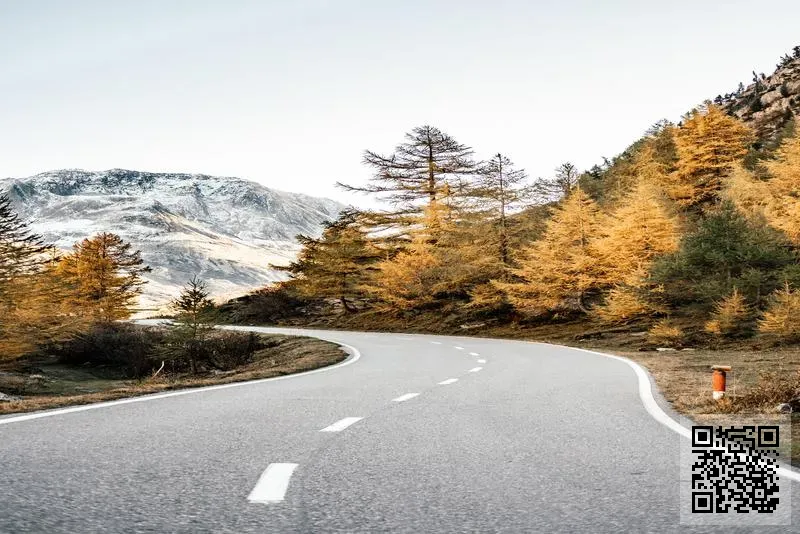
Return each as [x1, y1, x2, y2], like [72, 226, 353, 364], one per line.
[320, 417, 363, 432]
[568, 346, 800, 484]
[477, 359, 487, 364]
[392, 393, 420, 402]
[438, 378, 458, 385]
[0, 336, 362, 426]
[247, 463, 298, 504]
[468, 367, 483, 373]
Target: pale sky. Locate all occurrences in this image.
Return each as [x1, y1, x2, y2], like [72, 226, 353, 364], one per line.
[1, 0, 798, 205]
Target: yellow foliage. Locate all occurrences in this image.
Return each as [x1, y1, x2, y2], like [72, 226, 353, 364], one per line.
[723, 165, 772, 220]
[723, 132, 800, 245]
[648, 319, 683, 345]
[704, 288, 750, 336]
[593, 284, 656, 324]
[367, 202, 488, 310]
[668, 105, 752, 208]
[758, 283, 800, 340]
[56, 232, 149, 322]
[496, 188, 605, 314]
[597, 181, 680, 285]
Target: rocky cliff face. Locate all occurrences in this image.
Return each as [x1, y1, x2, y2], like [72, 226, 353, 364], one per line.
[2, 169, 343, 312]
[718, 47, 800, 143]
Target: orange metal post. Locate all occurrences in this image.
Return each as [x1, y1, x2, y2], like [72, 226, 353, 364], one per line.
[711, 365, 731, 400]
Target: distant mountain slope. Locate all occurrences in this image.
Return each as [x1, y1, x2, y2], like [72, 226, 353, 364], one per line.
[2, 169, 343, 311]
[718, 47, 800, 143]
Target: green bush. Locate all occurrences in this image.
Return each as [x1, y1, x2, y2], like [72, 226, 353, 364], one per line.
[650, 202, 797, 310]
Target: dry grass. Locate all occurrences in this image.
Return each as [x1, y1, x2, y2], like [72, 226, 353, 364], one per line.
[0, 334, 345, 415]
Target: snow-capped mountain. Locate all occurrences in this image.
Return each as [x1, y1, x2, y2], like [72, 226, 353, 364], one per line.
[2, 169, 343, 312]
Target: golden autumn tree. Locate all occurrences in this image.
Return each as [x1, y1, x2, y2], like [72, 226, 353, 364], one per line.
[278, 210, 382, 313]
[762, 131, 800, 244]
[668, 104, 752, 209]
[57, 232, 151, 322]
[758, 283, 800, 340]
[705, 287, 752, 337]
[0, 196, 87, 360]
[367, 201, 488, 311]
[496, 188, 605, 314]
[592, 181, 679, 322]
[724, 132, 800, 245]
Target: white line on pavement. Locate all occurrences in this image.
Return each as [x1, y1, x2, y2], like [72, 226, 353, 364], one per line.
[569, 346, 800, 484]
[469, 352, 479, 356]
[430, 341, 442, 345]
[438, 378, 458, 385]
[247, 463, 298, 504]
[468, 367, 483, 373]
[453, 346, 465, 350]
[477, 359, 487, 364]
[392, 393, 420, 402]
[320, 417, 363, 432]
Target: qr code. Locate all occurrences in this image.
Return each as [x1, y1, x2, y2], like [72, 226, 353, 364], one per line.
[691, 425, 780, 514]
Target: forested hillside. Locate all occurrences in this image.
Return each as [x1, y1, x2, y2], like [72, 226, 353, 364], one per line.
[224, 48, 800, 349]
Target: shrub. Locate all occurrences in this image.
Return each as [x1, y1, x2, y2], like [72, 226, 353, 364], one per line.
[206, 331, 263, 370]
[758, 283, 800, 341]
[734, 370, 800, 410]
[53, 323, 161, 378]
[704, 288, 752, 337]
[648, 319, 683, 345]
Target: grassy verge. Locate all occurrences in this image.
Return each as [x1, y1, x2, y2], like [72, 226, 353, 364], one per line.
[0, 333, 345, 415]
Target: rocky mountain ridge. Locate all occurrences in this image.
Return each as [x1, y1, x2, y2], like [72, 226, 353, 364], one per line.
[3, 169, 343, 311]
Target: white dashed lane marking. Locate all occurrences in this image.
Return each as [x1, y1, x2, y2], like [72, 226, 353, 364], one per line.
[453, 346, 465, 351]
[430, 341, 442, 345]
[247, 463, 298, 504]
[320, 417, 363, 432]
[477, 359, 487, 364]
[468, 367, 483, 373]
[392, 393, 419, 402]
[438, 378, 458, 385]
[469, 352, 479, 356]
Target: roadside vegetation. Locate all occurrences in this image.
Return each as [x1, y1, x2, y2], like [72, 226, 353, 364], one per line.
[221, 48, 800, 434]
[0, 198, 345, 413]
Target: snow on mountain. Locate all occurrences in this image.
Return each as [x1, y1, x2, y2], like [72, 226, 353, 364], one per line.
[2, 169, 343, 312]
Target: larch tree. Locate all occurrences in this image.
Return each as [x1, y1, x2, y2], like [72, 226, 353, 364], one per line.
[531, 162, 580, 203]
[758, 283, 800, 340]
[366, 201, 488, 310]
[471, 153, 530, 266]
[596, 182, 680, 284]
[57, 232, 151, 322]
[668, 104, 752, 209]
[592, 182, 680, 322]
[337, 125, 477, 229]
[496, 188, 606, 314]
[278, 210, 382, 313]
[0, 195, 52, 359]
[761, 131, 800, 244]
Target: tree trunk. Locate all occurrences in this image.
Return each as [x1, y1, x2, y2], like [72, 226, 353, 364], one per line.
[340, 296, 355, 314]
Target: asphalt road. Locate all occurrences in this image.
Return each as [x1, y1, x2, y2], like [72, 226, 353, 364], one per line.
[1, 327, 798, 533]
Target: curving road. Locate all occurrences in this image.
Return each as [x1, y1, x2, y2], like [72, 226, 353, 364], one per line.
[1, 327, 797, 533]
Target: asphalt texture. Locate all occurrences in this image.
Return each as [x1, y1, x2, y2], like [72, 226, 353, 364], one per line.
[1, 327, 798, 533]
